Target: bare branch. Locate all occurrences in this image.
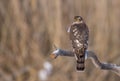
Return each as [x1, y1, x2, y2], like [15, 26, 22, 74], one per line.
[50, 48, 120, 76]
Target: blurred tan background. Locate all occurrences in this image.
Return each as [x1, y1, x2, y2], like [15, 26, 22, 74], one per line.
[0, 0, 120, 81]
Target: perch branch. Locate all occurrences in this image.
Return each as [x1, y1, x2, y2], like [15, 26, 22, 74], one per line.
[50, 48, 120, 76]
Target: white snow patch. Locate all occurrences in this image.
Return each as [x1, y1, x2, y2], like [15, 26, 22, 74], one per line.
[38, 61, 53, 81]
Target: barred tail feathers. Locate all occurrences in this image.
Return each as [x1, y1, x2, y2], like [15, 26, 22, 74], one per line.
[76, 55, 85, 71]
[75, 48, 86, 71]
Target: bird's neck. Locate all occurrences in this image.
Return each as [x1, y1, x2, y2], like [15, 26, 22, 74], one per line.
[72, 21, 84, 25]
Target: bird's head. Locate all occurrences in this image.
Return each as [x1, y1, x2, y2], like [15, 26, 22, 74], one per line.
[74, 16, 83, 22]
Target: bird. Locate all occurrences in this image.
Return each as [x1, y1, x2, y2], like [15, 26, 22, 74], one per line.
[68, 16, 89, 71]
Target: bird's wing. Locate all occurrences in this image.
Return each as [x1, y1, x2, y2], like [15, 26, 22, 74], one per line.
[70, 23, 89, 49]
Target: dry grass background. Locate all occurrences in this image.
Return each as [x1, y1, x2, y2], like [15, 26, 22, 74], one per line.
[0, 0, 120, 81]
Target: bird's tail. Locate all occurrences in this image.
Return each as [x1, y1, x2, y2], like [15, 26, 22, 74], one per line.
[75, 48, 86, 71]
[76, 55, 85, 71]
